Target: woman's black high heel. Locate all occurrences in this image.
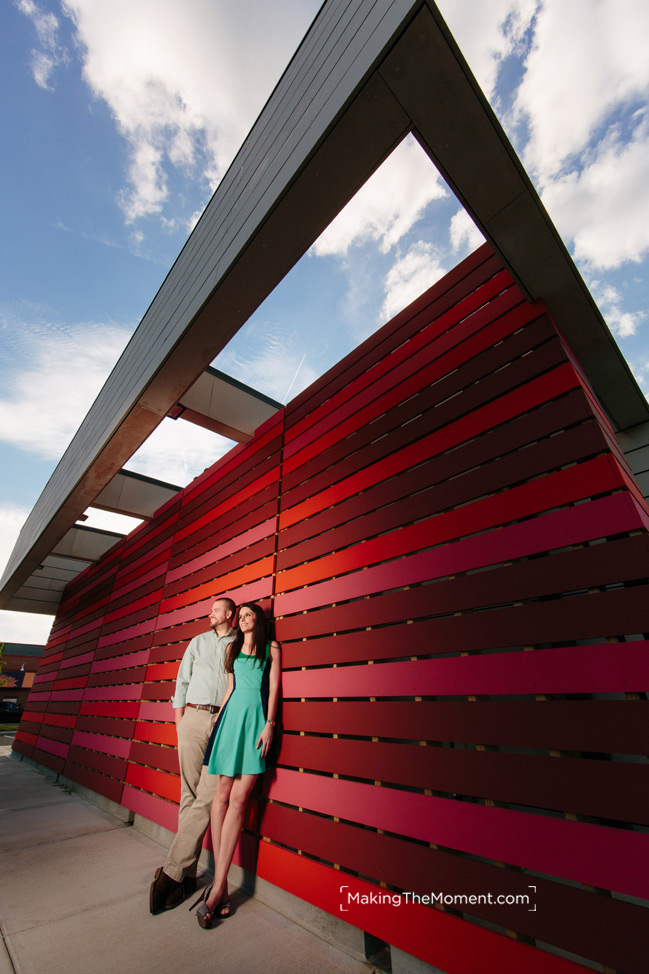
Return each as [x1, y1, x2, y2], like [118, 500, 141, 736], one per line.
[188, 882, 230, 928]
[188, 883, 213, 927]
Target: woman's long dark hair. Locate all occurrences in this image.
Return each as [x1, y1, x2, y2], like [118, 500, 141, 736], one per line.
[225, 602, 268, 671]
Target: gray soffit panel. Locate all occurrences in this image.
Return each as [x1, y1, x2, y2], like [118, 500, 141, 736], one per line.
[1, 0, 647, 612]
[51, 524, 125, 562]
[93, 469, 181, 519]
[617, 421, 649, 504]
[3, 525, 125, 613]
[174, 367, 282, 443]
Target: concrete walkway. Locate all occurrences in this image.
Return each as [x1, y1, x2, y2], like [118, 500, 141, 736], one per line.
[0, 738, 370, 974]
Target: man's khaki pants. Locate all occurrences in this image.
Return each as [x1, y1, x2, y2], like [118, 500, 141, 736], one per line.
[164, 706, 217, 882]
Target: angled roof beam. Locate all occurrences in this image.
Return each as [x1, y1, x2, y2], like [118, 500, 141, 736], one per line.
[379, 3, 648, 429]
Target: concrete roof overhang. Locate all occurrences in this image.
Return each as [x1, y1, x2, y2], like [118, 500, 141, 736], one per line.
[2, 0, 648, 615]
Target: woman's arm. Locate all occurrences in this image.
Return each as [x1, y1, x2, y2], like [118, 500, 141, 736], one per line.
[256, 640, 281, 758]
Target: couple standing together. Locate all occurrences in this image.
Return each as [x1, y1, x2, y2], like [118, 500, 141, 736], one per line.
[149, 597, 281, 929]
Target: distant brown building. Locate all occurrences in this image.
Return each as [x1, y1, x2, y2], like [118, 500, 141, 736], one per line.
[0, 643, 44, 709]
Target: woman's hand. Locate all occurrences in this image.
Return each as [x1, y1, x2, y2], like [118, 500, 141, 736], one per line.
[256, 721, 274, 758]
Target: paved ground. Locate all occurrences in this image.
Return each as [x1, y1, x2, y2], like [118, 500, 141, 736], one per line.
[0, 736, 370, 974]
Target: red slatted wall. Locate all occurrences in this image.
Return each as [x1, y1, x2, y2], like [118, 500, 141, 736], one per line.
[14, 245, 649, 974]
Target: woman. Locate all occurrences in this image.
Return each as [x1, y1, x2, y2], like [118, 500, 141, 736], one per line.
[190, 601, 280, 928]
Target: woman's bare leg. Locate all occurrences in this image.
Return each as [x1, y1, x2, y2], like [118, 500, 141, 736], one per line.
[206, 773, 257, 911]
[209, 775, 233, 882]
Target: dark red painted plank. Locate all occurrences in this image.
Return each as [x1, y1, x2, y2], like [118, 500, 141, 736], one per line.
[281, 701, 649, 754]
[162, 536, 276, 600]
[257, 842, 593, 974]
[62, 762, 125, 803]
[129, 741, 179, 775]
[276, 465, 633, 603]
[75, 716, 136, 738]
[278, 735, 649, 822]
[275, 538, 649, 638]
[66, 746, 127, 781]
[168, 493, 278, 565]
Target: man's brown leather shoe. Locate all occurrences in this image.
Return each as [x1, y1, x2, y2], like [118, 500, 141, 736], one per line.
[164, 875, 197, 910]
[149, 867, 180, 914]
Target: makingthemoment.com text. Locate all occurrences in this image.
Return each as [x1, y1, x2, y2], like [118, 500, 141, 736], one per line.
[340, 887, 533, 908]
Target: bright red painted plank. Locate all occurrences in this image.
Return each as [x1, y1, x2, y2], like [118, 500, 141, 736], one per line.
[125, 763, 180, 802]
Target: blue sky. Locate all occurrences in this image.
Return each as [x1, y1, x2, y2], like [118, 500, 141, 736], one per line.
[2, 0, 649, 644]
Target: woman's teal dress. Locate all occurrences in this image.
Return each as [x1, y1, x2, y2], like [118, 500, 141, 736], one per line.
[203, 644, 271, 776]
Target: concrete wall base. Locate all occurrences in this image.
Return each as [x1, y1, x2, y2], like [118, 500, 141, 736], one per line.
[58, 775, 134, 824]
[10, 750, 133, 824]
[12, 749, 58, 779]
[391, 946, 447, 974]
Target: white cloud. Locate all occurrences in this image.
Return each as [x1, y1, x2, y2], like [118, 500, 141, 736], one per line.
[588, 280, 645, 339]
[215, 322, 319, 406]
[445, 0, 649, 275]
[80, 508, 143, 535]
[16, 0, 68, 90]
[57, 0, 321, 224]
[438, 0, 537, 102]
[450, 207, 485, 255]
[312, 136, 447, 258]
[126, 418, 234, 487]
[0, 505, 54, 644]
[380, 243, 447, 323]
[514, 0, 649, 182]
[541, 118, 649, 270]
[629, 358, 649, 397]
[0, 316, 131, 460]
[0, 506, 29, 582]
[0, 609, 53, 644]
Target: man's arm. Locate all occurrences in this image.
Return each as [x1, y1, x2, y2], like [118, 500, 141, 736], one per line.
[170, 639, 196, 731]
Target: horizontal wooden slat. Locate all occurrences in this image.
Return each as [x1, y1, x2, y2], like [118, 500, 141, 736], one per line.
[278, 735, 649, 822]
[265, 769, 649, 897]
[279, 363, 581, 529]
[282, 642, 649, 698]
[278, 415, 607, 569]
[281, 700, 649, 753]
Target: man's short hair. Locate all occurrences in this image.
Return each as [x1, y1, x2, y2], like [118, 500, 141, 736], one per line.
[216, 596, 236, 618]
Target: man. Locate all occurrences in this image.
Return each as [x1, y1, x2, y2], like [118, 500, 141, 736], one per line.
[149, 596, 236, 913]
